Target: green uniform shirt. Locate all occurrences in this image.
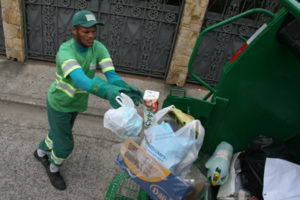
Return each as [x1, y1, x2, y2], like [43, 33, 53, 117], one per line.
[47, 38, 115, 112]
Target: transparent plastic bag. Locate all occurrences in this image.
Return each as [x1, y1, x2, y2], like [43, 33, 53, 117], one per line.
[104, 93, 143, 139]
[141, 105, 205, 178]
[185, 165, 211, 200]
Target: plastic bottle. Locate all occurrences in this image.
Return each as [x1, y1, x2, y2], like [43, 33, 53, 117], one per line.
[205, 141, 233, 186]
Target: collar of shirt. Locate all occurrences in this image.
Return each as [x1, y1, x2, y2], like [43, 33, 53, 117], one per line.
[73, 39, 90, 54]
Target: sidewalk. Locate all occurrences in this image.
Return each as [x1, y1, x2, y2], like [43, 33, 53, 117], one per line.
[0, 56, 208, 117]
[0, 56, 208, 199]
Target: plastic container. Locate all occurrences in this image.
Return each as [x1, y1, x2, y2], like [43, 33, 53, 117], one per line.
[205, 142, 233, 186]
[143, 90, 159, 127]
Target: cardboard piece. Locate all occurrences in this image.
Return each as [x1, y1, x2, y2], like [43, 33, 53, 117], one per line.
[116, 138, 193, 200]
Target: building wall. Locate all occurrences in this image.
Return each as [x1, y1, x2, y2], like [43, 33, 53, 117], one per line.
[0, 0, 209, 86]
[1, 0, 25, 62]
[166, 0, 209, 86]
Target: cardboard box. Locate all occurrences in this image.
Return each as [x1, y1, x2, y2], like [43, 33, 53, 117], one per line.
[116, 138, 193, 200]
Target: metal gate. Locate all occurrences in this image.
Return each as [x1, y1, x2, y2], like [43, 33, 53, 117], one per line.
[23, 0, 184, 79]
[0, 2, 6, 55]
[187, 0, 282, 86]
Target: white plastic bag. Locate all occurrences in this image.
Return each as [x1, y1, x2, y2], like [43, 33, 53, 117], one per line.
[104, 93, 143, 139]
[141, 105, 205, 178]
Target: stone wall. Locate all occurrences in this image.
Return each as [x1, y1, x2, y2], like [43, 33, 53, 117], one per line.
[166, 0, 209, 87]
[1, 0, 25, 62]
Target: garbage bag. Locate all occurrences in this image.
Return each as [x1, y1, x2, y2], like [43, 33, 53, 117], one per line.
[263, 158, 300, 200]
[104, 93, 143, 139]
[141, 105, 205, 178]
[239, 135, 293, 199]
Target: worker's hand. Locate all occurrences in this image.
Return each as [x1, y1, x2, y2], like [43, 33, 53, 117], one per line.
[88, 76, 130, 108]
[112, 80, 143, 106]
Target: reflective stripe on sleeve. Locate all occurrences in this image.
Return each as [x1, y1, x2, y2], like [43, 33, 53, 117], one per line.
[102, 66, 115, 73]
[76, 87, 87, 94]
[50, 151, 64, 165]
[62, 59, 81, 77]
[99, 58, 115, 73]
[56, 74, 87, 97]
[56, 74, 76, 97]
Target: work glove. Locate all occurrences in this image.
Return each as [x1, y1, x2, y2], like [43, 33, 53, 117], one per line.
[88, 76, 130, 108]
[112, 80, 143, 106]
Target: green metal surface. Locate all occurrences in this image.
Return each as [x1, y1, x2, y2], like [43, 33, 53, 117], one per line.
[163, 8, 279, 131]
[278, 0, 300, 20]
[163, 89, 215, 127]
[205, 7, 300, 158]
[187, 8, 275, 95]
[163, 7, 300, 162]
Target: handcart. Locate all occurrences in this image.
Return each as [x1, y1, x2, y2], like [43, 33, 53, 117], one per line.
[106, 0, 300, 199]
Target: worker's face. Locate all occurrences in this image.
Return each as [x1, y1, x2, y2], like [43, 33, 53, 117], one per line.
[72, 25, 97, 48]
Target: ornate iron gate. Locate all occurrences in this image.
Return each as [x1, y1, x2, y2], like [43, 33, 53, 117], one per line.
[23, 0, 184, 79]
[187, 0, 281, 86]
[0, 2, 6, 55]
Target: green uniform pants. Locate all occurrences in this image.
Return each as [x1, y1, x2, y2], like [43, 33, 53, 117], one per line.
[39, 99, 78, 166]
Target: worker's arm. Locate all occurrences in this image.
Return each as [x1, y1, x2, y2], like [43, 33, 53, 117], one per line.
[110, 74, 143, 105]
[69, 68, 92, 91]
[104, 70, 122, 83]
[96, 42, 143, 105]
[69, 68, 129, 108]
[56, 42, 129, 108]
[103, 69, 143, 106]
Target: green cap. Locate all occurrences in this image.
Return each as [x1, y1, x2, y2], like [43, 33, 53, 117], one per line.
[72, 10, 104, 27]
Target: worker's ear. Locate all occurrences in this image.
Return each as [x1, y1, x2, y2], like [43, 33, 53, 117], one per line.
[71, 26, 77, 36]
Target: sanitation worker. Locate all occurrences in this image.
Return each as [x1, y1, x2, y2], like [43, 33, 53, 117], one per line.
[33, 10, 143, 190]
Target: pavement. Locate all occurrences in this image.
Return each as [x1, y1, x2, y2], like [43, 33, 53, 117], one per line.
[0, 55, 209, 200]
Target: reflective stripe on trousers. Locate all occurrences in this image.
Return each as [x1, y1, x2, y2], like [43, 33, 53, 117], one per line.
[50, 150, 64, 165]
[45, 135, 53, 149]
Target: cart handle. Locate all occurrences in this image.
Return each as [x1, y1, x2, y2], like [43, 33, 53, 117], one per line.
[278, 0, 300, 20]
[188, 8, 275, 95]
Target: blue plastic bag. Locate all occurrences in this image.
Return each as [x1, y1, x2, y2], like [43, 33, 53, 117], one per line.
[141, 105, 205, 178]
